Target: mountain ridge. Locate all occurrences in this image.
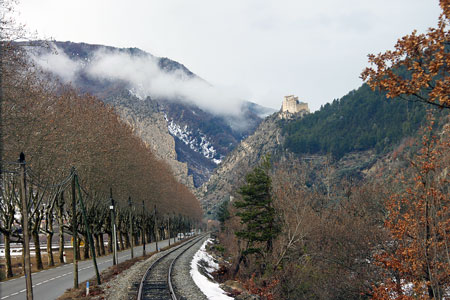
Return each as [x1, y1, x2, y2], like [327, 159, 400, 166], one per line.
[28, 41, 275, 188]
[198, 82, 438, 216]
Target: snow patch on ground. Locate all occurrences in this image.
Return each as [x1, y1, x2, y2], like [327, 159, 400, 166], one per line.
[128, 87, 145, 100]
[190, 239, 234, 300]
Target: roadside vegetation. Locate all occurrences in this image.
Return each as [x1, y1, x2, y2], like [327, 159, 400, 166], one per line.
[214, 2, 449, 299]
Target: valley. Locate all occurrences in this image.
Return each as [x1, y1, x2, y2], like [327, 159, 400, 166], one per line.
[1, 1, 449, 299]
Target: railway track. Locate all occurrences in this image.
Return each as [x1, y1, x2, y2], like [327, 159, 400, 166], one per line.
[137, 234, 207, 300]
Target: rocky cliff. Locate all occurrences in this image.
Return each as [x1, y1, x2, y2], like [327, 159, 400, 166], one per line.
[197, 111, 385, 217]
[106, 91, 195, 189]
[27, 41, 275, 190]
[197, 112, 285, 216]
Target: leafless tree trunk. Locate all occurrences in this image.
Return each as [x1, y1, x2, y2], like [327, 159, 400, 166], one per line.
[107, 232, 113, 253]
[99, 233, 105, 255]
[94, 234, 101, 257]
[32, 210, 43, 270]
[83, 234, 89, 259]
[19, 154, 33, 299]
[46, 231, 54, 266]
[32, 228, 43, 270]
[46, 208, 54, 266]
[119, 230, 124, 250]
[125, 231, 130, 249]
[57, 192, 65, 263]
[4, 234, 13, 277]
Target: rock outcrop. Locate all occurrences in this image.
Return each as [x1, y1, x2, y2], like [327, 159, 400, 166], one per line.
[197, 112, 383, 217]
[108, 92, 195, 190]
[197, 113, 284, 215]
[27, 41, 277, 192]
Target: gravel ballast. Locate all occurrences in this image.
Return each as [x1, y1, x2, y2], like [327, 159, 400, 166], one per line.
[101, 250, 167, 300]
[172, 235, 210, 300]
[99, 235, 210, 300]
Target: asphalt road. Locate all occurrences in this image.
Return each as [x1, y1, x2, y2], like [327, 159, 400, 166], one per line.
[0, 238, 176, 300]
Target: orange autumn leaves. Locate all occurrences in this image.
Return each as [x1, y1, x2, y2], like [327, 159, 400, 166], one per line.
[362, 1, 450, 298]
[361, 0, 450, 109]
[372, 122, 450, 299]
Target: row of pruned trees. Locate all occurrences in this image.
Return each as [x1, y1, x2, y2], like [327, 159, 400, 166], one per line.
[0, 39, 203, 280]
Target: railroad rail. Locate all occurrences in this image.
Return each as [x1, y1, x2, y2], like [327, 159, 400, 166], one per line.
[137, 234, 207, 300]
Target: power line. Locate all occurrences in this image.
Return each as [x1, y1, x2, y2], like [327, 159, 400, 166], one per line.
[26, 167, 73, 190]
[0, 159, 74, 190]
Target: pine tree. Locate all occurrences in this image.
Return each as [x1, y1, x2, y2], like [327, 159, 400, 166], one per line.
[234, 156, 279, 257]
[216, 199, 230, 229]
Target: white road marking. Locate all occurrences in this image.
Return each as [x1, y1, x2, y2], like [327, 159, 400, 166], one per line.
[1, 243, 167, 299]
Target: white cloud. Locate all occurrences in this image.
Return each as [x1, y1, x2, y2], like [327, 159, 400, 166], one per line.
[30, 45, 81, 83]
[18, 0, 442, 112]
[32, 45, 247, 116]
[86, 48, 245, 116]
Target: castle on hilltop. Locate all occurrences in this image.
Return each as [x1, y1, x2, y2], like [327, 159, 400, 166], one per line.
[280, 95, 309, 118]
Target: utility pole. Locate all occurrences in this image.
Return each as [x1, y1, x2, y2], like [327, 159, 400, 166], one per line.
[142, 200, 145, 256]
[154, 205, 158, 252]
[0, 41, 3, 183]
[110, 188, 117, 265]
[173, 213, 177, 244]
[58, 191, 65, 264]
[0, 42, 3, 267]
[71, 167, 78, 289]
[167, 216, 170, 246]
[19, 153, 33, 300]
[128, 197, 134, 259]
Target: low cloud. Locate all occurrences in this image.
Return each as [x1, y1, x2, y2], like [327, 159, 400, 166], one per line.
[32, 44, 247, 117]
[31, 45, 82, 83]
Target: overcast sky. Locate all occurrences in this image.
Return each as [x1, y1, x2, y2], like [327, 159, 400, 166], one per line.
[16, 0, 442, 111]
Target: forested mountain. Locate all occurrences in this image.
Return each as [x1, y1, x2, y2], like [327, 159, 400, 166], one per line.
[212, 5, 450, 296]
[3, 0, 448, 298]
[205, 76, 448, 300]
[283, 84, 430, 159]
[200, 82, 445, 215]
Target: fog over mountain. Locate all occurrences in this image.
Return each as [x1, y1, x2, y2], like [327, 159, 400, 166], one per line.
[31, 43, 250, 117]
[26, 41, 276, 188]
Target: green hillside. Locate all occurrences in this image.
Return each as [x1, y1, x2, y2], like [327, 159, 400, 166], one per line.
[282, 84, 429, 159]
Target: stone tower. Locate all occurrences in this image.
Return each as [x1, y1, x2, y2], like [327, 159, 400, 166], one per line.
[281, 95, 309, 118]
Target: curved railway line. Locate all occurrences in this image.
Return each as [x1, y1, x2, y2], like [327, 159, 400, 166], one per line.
[137, 234, 208, 300]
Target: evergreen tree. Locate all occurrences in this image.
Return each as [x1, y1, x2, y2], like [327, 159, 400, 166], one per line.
[234, 156, 279, 256]
[216, 199, 230, 230]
